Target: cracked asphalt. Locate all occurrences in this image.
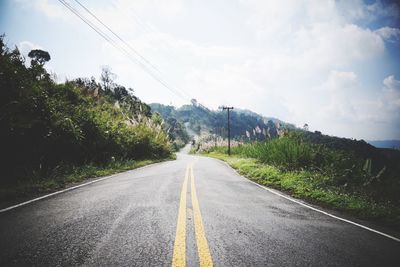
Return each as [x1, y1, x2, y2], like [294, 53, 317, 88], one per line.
[0, 152, 399, 266]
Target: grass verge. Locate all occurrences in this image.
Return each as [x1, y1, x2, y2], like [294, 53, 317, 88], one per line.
[206, 152, 400, 228]
[0, 155, 175, 207]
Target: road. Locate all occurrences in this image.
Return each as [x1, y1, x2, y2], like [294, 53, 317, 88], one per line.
[0, 152, 399, 266]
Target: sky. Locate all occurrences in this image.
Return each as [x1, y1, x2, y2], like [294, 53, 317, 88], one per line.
[1, 0, 400, 140]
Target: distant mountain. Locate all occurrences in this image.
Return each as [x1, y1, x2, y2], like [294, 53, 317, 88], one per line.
[368, 140, 400, 149]
[149, 101, 295, 141]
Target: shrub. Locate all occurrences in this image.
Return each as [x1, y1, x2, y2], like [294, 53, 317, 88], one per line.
[0, 35, 172, 184]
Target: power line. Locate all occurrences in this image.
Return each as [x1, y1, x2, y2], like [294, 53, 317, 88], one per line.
[60, 0, 188, 101]
[74, 0, 192, 101]
[128, 7, 193, 100]
[58, 0, 190, 102]
[73, 0, 162, 74]
[58, 1, 125, 59]
[130, 7, 181, 62]
[58, 0, 146, 71]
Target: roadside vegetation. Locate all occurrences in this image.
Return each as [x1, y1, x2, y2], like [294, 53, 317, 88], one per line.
[150, 107, 190, 151]
[202, 131, 400, 227]
[0, 35, 174, 201]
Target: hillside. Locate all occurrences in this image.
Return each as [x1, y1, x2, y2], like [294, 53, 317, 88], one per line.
[299, 130, 400, 180]
[150, 101, 295, 141]
[0, 36, 172, 189]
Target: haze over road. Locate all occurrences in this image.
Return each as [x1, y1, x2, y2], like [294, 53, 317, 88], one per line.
[0, 152, 399, 266]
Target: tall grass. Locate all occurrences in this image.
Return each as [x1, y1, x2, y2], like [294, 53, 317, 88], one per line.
[232, 137, 315, 170]
[208, 135, 365, 187]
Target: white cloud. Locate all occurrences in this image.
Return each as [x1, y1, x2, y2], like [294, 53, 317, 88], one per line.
[291, 72, 400, 139]
[18, 41, 42, 57]
[343, 75, 400, 138]
[321, 71, 358, 121]
[375, 27, 400, 42]
[15, 0, 74, 21]
[35, 0, 68, 19]
[366, 0, 400, 19]
[382, 75, 400, 111]
[17, 40, 56, 74]
[123, 0, 183, 17]
[325, 71, 358, 91]
[336, 0, 368, 21]
[363, 75, 400, 138]
[17, 41, 43, 68]
[293, 23, 385, 71]
[19, 0, 183, 27]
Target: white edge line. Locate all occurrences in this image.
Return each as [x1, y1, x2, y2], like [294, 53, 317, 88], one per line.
[0, 161, 165, 213]
[215, 158, 400, 243]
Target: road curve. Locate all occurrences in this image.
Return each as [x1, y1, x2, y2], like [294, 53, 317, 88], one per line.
[0, 153, 399, 266]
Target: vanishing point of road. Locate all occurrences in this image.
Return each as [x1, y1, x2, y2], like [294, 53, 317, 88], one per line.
[1, 152, 399, 266]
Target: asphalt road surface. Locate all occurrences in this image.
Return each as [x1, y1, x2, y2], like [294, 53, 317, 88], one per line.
[1, 152, 399, 266]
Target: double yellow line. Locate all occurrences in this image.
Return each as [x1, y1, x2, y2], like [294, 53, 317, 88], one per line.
[172, 164, 213, 267]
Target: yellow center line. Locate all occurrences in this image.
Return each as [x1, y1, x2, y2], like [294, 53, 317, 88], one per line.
[172, 165, 189, 267]
[190, 164, 214, 267]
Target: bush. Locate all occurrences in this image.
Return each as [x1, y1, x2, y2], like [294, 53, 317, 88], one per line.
[0, 35, 172, 184]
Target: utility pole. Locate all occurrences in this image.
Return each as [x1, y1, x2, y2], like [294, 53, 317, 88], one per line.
[222, 106, 234, 155]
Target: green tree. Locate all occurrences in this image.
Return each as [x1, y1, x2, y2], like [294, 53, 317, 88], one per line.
[28, 49, 50, 65]
[28, 49, 51, 80]
[100, 66, 116, 93]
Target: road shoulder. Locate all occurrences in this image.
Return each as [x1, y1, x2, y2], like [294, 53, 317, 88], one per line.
[0, 158, 174, 211]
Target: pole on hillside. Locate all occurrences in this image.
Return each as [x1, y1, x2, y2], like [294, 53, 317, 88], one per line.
[222, 106, 234, 155]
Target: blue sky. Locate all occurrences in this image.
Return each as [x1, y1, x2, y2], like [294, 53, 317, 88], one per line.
[1, 0, 400, 140]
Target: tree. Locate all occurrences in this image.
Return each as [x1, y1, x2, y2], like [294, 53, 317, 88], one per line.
[100, 66, 116, 93]
[191, 98, 198, 106]
[28, 49, 50, 65]
[113, 85, 129, 101]
[266, 120, 278, 139]
[28, 49, 51, 80]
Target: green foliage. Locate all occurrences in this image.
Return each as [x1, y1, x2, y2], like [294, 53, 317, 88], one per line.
[208, 154, 400, 225]
[148, 104, 190, 150]
[205, 131, 400, 207]
[28, 49, 50, 65]
[363, 158, 372, 175]
[165, 117, 190, 150]
[230, 134, 365, 185]
[0, 35, 172, 185]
